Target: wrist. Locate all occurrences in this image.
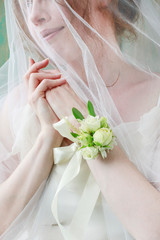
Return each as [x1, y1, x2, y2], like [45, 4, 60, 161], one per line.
[39, 126, 63, 148]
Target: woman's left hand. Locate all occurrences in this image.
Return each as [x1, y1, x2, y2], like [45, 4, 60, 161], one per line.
[46, 81, 87, 123]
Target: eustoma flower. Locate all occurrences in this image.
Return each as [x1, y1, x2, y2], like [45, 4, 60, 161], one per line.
[80, 116, 101, 133]
[93, 128, 113, 146]
[63, 101, 117, 160]
[81, 147, 99, 160]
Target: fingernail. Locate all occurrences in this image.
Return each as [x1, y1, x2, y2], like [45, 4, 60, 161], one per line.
[59, 78, 66, 81]
[42, 58, 49, 62]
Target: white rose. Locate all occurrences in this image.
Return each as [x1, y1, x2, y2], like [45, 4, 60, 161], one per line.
[93, 128, 113, 146]
[80, 116, 101, 133]
[81, 147, 98, 160]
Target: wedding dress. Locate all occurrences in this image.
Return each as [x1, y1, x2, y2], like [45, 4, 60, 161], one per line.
[1, 97, 160, 240]
[1, 0, 160, 239]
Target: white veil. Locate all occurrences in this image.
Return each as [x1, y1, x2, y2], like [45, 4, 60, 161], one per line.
[1, 0, 160, 239]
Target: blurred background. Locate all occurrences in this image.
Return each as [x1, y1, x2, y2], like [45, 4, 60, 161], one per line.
[0, 0, 9, 68]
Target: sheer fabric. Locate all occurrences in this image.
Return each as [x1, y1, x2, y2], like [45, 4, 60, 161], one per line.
[1, 0, 160, 239]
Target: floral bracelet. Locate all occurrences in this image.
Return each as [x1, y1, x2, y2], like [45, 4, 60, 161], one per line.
[65, 101, 117, 160]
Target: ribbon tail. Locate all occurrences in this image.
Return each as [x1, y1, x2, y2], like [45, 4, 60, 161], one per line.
[51, 143, 101, 240]
[67, 173, 100, 240]
[51, 150, 82, 240]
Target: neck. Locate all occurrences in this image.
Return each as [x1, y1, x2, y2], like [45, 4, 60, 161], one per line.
[95, 39, 127, 88]
[89, 14, 129, 88]
[66, 19, 132, 88]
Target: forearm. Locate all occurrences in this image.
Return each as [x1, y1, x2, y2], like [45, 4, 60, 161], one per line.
[0, 128, 58, 234]
[87, 146, 160, 240]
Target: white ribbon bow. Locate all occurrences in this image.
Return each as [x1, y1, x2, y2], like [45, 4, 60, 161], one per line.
[52, 118, 100, 240]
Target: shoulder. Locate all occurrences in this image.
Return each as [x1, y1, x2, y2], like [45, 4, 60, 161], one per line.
[132, 69, 160, 107]
[121, 67, 160, 122]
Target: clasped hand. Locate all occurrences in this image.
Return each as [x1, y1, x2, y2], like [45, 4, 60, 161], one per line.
[24, 58, 86, 146]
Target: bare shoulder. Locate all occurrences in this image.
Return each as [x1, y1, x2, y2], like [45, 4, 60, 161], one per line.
[133, 70, 160, 114]
[119, 67, 160, 122]
[139, 71, 160, 103]
[129, 66, 160, 98]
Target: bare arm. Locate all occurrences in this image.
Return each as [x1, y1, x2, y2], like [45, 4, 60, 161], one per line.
[0, 127, 60, 234]
[45, 81, 160, 240]
[0, 58, 66, 234]
[87, 146, 160, 240]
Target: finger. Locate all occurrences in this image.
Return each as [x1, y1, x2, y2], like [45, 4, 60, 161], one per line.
[24, 58, 49, 80]
[46, 90, 64, 119]
[40, 69, 60, 74]
[31, 78, 66, 102]
[25, 58, 35, 90]
[29, 58, 35, 68]
[29, 72, 62, 93]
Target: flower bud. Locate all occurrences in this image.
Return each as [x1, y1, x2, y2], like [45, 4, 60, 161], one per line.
[100, 117, 108, 128]
[80, 116, 101, 133]
[93, 128, 112, 146]
[81, 147, 99, 160]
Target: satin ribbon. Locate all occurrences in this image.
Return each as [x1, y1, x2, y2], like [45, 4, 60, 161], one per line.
[51, 119, 100, 240]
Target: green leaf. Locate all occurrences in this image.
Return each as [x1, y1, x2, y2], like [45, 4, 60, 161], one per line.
[70, 132, 79, 138]
[94, 141, 102, 147]
[87, 101, 96, 117]
[72, 107, 85, 120]
[79, 146, 86, 150]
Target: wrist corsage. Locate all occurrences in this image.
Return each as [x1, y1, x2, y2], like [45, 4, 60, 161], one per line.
[51, 101, 116, 238]
[66, 101, 117, 160]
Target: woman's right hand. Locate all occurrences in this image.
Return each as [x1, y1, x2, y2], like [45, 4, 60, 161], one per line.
[24, 58, 65, 145]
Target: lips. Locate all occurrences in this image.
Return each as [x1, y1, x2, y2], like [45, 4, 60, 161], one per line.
[40, 26, 64, 40]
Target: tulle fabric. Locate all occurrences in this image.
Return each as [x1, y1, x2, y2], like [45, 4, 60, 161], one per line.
[1, 101, 160, 240]
[1, 0, 160, 239]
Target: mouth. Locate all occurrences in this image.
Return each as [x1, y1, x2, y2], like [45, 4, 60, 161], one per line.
[40, 26, 65, 41]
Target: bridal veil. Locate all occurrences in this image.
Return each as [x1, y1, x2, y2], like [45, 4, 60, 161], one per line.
[1, 0, 160, 239]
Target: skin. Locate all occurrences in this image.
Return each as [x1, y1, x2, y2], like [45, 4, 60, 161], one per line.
[1, 0, 160, 238]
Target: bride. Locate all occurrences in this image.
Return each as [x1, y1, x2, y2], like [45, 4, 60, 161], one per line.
[1, 0, 160, 239]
